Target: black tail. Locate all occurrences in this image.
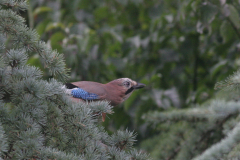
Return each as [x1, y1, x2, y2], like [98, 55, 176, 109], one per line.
[65, 83, 78, 89]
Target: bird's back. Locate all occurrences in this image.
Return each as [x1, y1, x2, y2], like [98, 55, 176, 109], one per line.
[67, 81, 123, 106]
[71, 81, 107, 99]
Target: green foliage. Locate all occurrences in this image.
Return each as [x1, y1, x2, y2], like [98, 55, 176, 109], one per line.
[21, 0, 240, 159]
[0, 121, 8, 156]
[0, 1, 150, 159]
[228, 4, 240, 29]
[143, 100, 240, 159]
[0, 0, 28, 11]
[193, 122, 240, 160]
[0, 7, 69, 81]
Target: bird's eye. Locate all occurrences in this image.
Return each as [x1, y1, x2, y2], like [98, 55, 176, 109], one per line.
[123, 81, 131, 88]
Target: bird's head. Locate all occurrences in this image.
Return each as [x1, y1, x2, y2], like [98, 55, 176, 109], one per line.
[107, 78, 145, 102]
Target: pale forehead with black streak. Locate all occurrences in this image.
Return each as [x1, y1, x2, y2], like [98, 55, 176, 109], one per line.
[115, 78, 137, 86]
[119, 78, 137, 95]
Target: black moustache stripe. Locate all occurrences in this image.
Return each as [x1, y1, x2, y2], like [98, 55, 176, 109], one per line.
[125, 87, 134, 95]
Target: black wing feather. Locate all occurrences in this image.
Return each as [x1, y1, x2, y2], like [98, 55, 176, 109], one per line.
[65, 83, 78, 89]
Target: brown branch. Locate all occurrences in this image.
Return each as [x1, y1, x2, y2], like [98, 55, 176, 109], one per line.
[192, 34, 200, 104]
[226, 17, 240, 40]
[166, 145, 181, 160]
[166, 114, 234, 160]
[190, 113, 234, 159]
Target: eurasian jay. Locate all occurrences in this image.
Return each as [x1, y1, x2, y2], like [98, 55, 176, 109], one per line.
[63, 78, 145, 121]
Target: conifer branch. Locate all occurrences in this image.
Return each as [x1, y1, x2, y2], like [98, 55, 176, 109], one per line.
[0, 0, 28, 11]
[0, 8, 69, 81]
[0, 1, 151, 159]
[193, 121, 240, 160]
[214, 70, 240, 91]
[144, 100, 240, 124]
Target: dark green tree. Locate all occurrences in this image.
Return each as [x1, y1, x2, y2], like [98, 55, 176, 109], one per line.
[143, 71, 240, 159]
[140, 1, 240, 159]
[22, 0, 240, 159]
[0, 1, 150, 159]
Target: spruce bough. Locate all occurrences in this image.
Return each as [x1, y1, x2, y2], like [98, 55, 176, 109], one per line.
[0, 1, 150, 159]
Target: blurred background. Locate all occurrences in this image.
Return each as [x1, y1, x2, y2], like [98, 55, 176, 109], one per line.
[23, 0, 240, 159]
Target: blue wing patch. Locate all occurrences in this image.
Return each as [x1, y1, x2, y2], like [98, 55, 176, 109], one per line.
[71, 88, 99, 100]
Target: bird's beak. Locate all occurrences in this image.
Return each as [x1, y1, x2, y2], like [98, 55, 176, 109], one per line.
[133, 82, 146, 89]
